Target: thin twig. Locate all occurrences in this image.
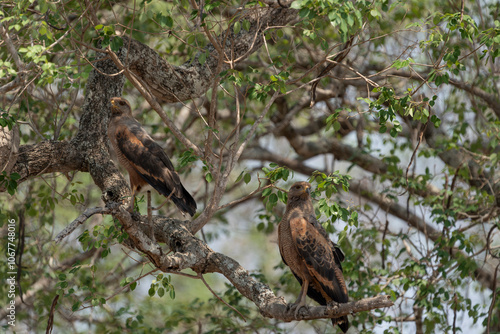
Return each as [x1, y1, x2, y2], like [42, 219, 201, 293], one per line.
[54, 207, 111, 243]
[217, 184, 273, 210]
[199, 273, 247, 322]
[78, 268, 159, 311]
[46, 294, 59, 334]
[401, 120, 428, 195]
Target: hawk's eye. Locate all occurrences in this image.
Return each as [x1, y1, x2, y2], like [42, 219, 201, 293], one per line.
[119, 101, 126, 106]
[295, 185, 301, 190]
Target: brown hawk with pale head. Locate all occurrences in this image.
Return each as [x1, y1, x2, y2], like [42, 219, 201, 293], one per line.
[107, 97, 197, 216]
[278, 181, 349, 332]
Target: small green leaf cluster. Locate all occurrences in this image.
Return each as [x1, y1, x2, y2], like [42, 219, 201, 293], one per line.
[149, 273, 176, 299]
[178, 149, 199, 168]
[291, 0, 367, 42]
[154, 12, 174, 28]
[78, 219, 128, 257]
[54, 261, 106, 313]
[325, 108, 349, 133]
[361, 88, 440, 136]
[479, 20, 500, 60]
[120, 276, 138, 291]
[0, 111, 17, 130]
[256, 211, 280, 234]
[391, 58, 415, 70]
[202, 160, 214, 183]
[261, 163, 291, 212]
[1, 4, 74, 86]
[247, 71, 290, 101]
[62, 187, 85, 206]
[0, 172, 20, 196]
[262, 163, 291, 183]
[234, 170, 252, 185]
[95, 24, 124, 52]
[0, 58, 17, 79]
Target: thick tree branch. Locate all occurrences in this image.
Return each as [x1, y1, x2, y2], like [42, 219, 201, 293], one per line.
[280, 124, 388, 174]
[10, 141, 86, 183]
[121, 7, 298, 104]
[109, 204, 393, 323]
[54, 207, 111, 244]
[448, 79, 500, 119]
[0, 124, 19, 174]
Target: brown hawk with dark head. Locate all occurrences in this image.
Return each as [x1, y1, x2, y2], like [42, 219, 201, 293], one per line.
[107, 97, 197, 216]
[278, 181, 349, 332]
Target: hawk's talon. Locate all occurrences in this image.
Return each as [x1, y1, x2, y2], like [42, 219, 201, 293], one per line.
[289, 303, 307, 318]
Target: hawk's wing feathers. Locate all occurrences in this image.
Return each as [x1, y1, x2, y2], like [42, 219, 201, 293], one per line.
[114, 117, 196, 216]
[289, 216, 349, 304]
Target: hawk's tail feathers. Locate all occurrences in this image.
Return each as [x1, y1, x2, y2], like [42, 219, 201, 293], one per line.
[332, 315, 349, 333]
[171, 186, 197, 217]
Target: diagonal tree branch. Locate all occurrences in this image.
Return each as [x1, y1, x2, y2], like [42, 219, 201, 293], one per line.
[107, 203, 394, 323]
[121, 7, 299, 104]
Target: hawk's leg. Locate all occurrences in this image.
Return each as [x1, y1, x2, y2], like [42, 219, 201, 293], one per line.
[127, 192, 136, 212]
[289, 279, 309, 318]
[147, 191, 155, 242]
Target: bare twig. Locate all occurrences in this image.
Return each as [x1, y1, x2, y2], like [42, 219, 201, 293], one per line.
[310, 34, 357, 107]
[46, 295, 59, 334]
[54, 207, 111, 243]
[199, 273, 247, 321]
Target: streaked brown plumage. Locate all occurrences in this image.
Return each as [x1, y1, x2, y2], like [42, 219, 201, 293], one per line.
[107, 97, 196, 216]
[278, 181, 349, 332]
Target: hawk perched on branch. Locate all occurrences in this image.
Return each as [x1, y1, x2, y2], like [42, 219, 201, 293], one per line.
[107, 97, 197, 216]
[278, 181, 349, 332]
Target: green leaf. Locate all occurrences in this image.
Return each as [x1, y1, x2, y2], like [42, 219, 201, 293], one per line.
[262, 188, 272, 197]
[72, 302, 81, 312]
[242, 19, 250, 31]
[290, 1, 303, 9]
[233, 21, 241, 35]
[205, 172, 213, 182]
[431, 115, 441, 128]
[269, 193, 278, 204]
[198, 51, 206, 65]
[110, 37, 123, 52]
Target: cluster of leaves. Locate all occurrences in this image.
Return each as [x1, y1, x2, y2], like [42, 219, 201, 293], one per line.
[148, 273, 176, 299]
[78, 218, 128, 257]
[291, 0, 371, 42]
[0, 172, 20, 196]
